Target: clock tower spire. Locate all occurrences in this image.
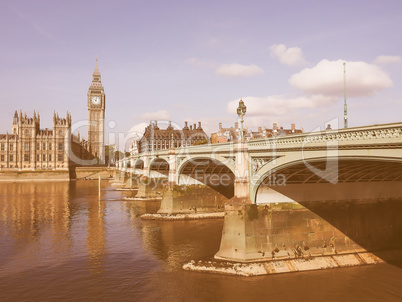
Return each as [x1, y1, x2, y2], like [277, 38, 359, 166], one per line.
[87, 58, 105, 163]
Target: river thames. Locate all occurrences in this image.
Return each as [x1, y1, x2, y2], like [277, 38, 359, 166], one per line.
[1, 181, 402, 301]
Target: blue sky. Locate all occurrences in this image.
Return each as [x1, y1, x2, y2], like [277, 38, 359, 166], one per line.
[1, 0, 402, 149]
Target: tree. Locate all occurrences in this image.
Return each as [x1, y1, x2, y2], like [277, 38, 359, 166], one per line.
[115, 150, 124, 161]
[193, 139, 209, 145]
[104, 145, 115, 166]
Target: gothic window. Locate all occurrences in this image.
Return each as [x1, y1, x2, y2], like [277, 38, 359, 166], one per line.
[49, 154, 52, 161]
[0, 143, 4, 151]
[59, 130, 63, 136]
[24, 154, 29, 162]
[10, 155, 13, 162]
[25, 130, 29, 135]
[57, 154, 63, 161]
[43, 154, 46, 161]
[36, 143, 40, 150]
[58, 142, 64, 151]
[36, 154, 39, 161]
[43, 143, 46, 150]
[0, 155, 4, 162]
[49, 143, 52, 151]
[24, 142, 29, 151]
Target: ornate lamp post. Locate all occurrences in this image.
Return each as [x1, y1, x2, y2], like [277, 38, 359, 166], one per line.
[343, 62, 348, 128]
[237, 99, 247, 141]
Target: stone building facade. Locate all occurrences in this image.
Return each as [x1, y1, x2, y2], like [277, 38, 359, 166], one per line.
[210, 122, 242, 143]
[210, 122, 303, 143]
[132, 121, 208, 154]
[0, 111, 71, 170]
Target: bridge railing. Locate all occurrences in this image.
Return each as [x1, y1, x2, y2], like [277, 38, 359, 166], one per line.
[248, 122, 402, 150]
[178, 141, 234, 153]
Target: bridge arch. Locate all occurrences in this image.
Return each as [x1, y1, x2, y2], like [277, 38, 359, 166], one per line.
[177, 156, 235, 199]
[133, 158, 144, 168]
[252, 155, 402, 204]
[132, 158, 144, 175]
[149, 157, 170, 178]
[177, 153, 235, 175]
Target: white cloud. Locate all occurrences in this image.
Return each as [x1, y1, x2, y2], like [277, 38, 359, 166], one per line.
[215, 63, 264, 77]
[227, 95, 337, 118]
[270, 44, 307, 67]
[139, 110, 171, 121]
[127, 120, 182, 138]
[186, 57, 203, 66]
[172, 102, 189, 111]
[127, 122, 148, 138]
[187, 59, 264, 78]
[289, 59, 393, 97]
[225, 95, 341, 130]
[374, 55, 402, 64]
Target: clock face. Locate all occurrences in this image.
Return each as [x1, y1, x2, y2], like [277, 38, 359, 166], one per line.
[91, 96, 101, 105]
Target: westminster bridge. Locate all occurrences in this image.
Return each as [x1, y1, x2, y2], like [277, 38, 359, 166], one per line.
[116, 122, 402, 262]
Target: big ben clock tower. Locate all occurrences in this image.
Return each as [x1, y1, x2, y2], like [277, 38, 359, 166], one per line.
[87, 58, 105, 162]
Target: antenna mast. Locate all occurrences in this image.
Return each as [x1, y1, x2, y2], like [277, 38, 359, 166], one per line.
[343, 62, 348, 128]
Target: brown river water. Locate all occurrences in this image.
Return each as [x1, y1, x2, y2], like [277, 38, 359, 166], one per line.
[0, 181, 402, 302]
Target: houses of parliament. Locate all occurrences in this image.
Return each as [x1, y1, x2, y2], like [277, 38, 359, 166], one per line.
[0, 60, 106, 170]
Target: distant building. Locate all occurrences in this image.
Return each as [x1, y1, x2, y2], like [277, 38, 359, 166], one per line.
[0, 111, 72, 170]
[132, 121, 209, 154]
[252, 123, 303, 138]
[211, 122, 243, 143]
[211, 122, 303, 143]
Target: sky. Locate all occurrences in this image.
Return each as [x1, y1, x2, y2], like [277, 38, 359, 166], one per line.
[1, 0, 402, 150]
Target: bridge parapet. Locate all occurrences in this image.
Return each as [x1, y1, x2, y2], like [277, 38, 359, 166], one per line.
[182, 141, 233, 153]
[248, 122, 402, 150]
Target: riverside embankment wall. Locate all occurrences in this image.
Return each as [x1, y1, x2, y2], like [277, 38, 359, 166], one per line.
[0, 167, 113, 181]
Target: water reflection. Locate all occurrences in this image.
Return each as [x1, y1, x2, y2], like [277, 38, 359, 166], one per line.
[139, 220, 224, 270]
[0, 182, 72, 264]
[86, 199, 106, 273]
[122, 199, 224, 270]
[0, 181, 110, 274]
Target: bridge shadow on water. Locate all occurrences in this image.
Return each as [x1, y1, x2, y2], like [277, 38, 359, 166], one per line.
[270, 182, 402, 268]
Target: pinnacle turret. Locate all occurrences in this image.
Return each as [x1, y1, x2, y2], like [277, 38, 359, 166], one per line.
[13, 111, 18, 124]
[94, 57, 100, 75]
[92, 57, 101, 83]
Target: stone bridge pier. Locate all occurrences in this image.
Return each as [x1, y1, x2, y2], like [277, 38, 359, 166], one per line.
[157, 147, 230, 215]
